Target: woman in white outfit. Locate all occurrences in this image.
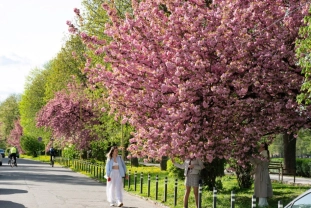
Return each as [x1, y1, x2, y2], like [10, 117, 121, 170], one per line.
[105, 146, 127, 207]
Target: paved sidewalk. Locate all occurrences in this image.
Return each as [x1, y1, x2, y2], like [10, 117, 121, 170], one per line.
[270, 173, 311, 185]
[0, 158, 168, 208]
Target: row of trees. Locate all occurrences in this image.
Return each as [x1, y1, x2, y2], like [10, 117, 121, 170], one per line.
[1, 0, 311, 188]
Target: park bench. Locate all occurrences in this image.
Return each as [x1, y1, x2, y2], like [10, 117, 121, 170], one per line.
[268, 161, 296, 183]
[268, 161, 283, 181]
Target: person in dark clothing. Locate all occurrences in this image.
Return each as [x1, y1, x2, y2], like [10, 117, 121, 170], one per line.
[50, 147, 55, 163]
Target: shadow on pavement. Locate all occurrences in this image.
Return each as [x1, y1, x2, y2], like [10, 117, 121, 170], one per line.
[0, 201, 26, 208]
[0, 188, 28, 195]
[0, 159, 104, 186]
[0, 171, 103, 186]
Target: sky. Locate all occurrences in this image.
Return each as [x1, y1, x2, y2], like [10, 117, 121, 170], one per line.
[0, 0, 83, 102]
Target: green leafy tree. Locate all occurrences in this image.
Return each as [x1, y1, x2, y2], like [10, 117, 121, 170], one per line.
[19, 67, 51, 145]
[270, 134, 283, 157]
[297, 12, 311, 105]
[20, 135, 44, 157]
[44, 35, 87, 102]
[0, 94, 20, 143]
[296, 129, 311, 157]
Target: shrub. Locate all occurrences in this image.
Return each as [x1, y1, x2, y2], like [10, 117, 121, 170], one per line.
[20, 135, 45, 157]
[167, 159, 184, 179]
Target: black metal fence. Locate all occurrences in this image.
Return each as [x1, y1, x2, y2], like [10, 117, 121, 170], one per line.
[55, 158, 285, 208]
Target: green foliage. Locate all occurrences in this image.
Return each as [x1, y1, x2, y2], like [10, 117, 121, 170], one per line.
[44, 36, 87, 102]
[269, 134, 284, 157]
[296, 129, 311, 157]
[62, 145, 80, 159]
[167, 159, 184, 179]
[89, 139, 109, 161]
[19, 68, 51, 143]
[124, 165, 310, 208]
[201, 158, 226, 191]
[20, 135, 44, 157]
[0, 94, 20, 143]
[90, 111, 134, 152]
[234, 163, 253, 189]
[296, 13, 311, 105]
[296, 158, 311, 177]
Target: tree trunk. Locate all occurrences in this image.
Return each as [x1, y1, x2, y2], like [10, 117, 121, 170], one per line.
[160, 156, 168, 171]
[131, 157, 139, 167]
[201, 158, 225, 191]
[283, 132, 296, 174]
[235, 163, 253, 189]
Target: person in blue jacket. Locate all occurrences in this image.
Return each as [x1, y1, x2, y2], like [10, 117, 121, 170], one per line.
[105, 146, 127, 207]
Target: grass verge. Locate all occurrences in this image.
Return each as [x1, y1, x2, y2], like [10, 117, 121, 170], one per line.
[23, 156, 310, 208]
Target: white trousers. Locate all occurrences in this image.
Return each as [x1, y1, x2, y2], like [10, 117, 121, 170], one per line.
[258, 197, 268, 207]
[106, 169, 123, 204]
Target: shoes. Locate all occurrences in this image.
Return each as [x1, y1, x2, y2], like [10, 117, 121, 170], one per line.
[117, 202, 123, 207]
[110, 203, 115, 207]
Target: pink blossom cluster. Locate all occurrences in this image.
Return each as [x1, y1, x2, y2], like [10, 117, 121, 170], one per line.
[36, 86, 99, 149]
[7, 119, 23, 154]
[79, 0, 310, 162]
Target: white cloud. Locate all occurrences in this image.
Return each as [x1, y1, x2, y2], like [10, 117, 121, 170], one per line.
[0, 0, 82, 102]
[0, 54, 31, 66]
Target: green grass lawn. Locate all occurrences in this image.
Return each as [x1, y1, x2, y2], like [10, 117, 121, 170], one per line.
[23, 156, 310, 208]
[123, 166, 310, 208]
[20, 154, 51, 163]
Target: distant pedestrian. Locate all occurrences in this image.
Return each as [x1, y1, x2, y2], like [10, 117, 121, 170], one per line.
[49, 146, 55, 162]
[250, 142, 273, 207]
[171, 157, 204, 208]
[105, 146, 127, 207]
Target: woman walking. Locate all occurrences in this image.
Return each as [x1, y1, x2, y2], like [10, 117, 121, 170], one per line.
[105, 146, 127, 207]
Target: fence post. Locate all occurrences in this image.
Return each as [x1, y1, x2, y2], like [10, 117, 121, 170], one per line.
[231, 190, 235, 208]
[148, 173, 151, 197]
[174, 179, 178, 206]
[163, 177, 168, 202]
[128, 170, 131, 189]
[134, 171, 137, 191]
[155, 175, 159, 200]
[278, 200, 283, 208]
[101, 165, 104, 180]
[198, 183, 202, 208]
[251, 195, 256, 208]
[213, 187, 217, 208]
[140, 172, 143, 194]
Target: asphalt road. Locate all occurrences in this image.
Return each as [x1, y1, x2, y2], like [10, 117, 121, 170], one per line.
[0, 158, 165, 208]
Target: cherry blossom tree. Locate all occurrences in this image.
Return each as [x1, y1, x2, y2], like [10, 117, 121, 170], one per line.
[78, 0, 311, 163]
[7, 119, 23, 154]
[36, 82, 99, 149]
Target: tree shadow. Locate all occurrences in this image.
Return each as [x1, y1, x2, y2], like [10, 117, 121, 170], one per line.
[0, 188, 28, 195]
[0, 200, 26, 208]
